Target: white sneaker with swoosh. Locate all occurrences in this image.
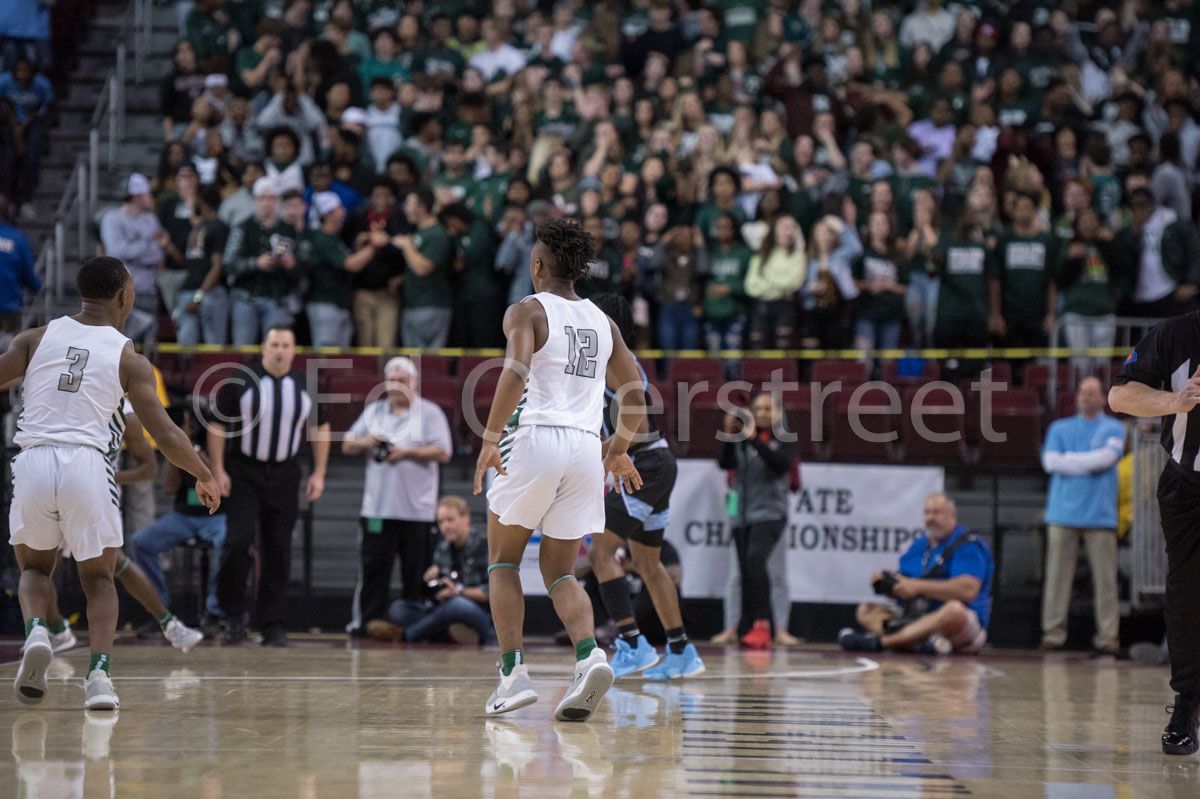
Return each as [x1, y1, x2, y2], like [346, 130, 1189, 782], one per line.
[554, 648, 615, 722]
[485, 663, 538, 716]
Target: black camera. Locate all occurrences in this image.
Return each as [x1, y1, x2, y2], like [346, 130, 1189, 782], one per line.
[873, 570, 900, 598]
[373, 441, 393, 462]
[424, 569, 460, 598]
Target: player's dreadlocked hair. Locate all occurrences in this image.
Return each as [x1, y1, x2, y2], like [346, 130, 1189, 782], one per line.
[590, 293, 634, 348]
[534, 218, 594, 283]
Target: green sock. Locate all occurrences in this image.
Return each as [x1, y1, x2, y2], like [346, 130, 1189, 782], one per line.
[88, 653, 111, 676]
[500, 649, 523, 676]
[156, 611, 174, 630]
[48, 618, 67, 634]
[25, 618, 46, 637]
[575, 637, 597, 661]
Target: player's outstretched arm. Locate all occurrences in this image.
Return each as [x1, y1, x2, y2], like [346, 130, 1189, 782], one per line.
[603, 317, 645, 494]
[0, 326, 43, 387]
[121, 346, 220, 512]
[473, 302, 536, 494]
[1110, 366, 1200, 418]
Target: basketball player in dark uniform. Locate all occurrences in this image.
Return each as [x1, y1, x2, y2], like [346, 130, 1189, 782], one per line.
[587, 294, 705, 680]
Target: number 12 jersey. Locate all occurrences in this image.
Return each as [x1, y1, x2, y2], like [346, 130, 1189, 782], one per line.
[510, 292, 614, 437]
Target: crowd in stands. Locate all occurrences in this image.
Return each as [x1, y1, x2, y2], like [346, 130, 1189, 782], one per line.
[16, 0, 1200, 352]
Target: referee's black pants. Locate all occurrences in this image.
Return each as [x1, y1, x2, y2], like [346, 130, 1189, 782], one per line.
[217, 454, 301, 629]
[351, 519, 435, 633]
[1159, 461, 1200, 699]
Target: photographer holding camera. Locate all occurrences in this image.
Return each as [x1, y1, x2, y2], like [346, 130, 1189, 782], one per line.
[839, 492, 994, 655]
[343, 357, 453, 638]
[366, 496, 494, 645]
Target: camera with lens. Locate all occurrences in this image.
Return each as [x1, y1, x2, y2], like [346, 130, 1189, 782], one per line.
[424, 568, 461, 599]
[872, 570, 900, 598]
[373, 441, 393, 462]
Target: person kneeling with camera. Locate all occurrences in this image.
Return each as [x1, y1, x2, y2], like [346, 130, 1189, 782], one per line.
[367, 496, 495, 645]
[839, 492, 994, 655]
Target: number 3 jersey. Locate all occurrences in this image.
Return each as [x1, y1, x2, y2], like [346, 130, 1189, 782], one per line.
[15, 316, 129, 457]
[509, 292, 613, 437]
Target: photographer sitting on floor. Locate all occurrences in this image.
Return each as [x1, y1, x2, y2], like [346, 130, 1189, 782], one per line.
[838, 492, 994, 655]
[366, 496, 493, 645]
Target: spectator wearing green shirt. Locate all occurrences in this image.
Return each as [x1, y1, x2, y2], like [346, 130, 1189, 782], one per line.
[185, 0, 239, 66]
[989, 191, 1060, 347]
[439, 203, 504, 347]
[703, 213, 752, 351]
[934, 211, 994, 349]
[234, 18, 284, 95]
[430, 137, 473, 207]
[359, 28, 409, 90]
[852, 211, 908, 352]
[1060, 208, 1132, 378]
[223, 176, 301, 345]
[392, 188, 454, 348]
[695, 167, 746, 247]
[301, 192, 376, 347]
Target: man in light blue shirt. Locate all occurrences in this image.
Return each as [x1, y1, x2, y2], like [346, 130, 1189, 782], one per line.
[1040, 376, 1127, 654]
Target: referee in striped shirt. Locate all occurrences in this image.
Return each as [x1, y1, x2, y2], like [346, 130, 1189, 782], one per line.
[208, 325, 330, 646]
[1111, 310, 1200, 755]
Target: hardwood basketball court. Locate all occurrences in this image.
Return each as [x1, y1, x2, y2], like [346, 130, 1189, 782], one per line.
[0, 638, 1195, 798]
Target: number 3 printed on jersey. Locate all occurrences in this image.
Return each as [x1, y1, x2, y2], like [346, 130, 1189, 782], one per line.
[564, 326, 598, 378]
[58, 346, 90, 393]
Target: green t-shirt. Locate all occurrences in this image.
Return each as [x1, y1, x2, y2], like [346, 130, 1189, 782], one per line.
[718, 0, 767, 42]
[703, 243, 752, 320]
[936, 237, 994, 323]
[694, 203, 747, 248]
[431, 169, 473, 204]
[852, 248, 908, 322]
[234, 47, 264, 79]
[996, 98, 1038, 129]
[359, 57, 410, 89]
[406, 223, 454, 308]
[186, 11, 233, 64]
[455, 218, 501, 303]
[412, 47, 466, 80]
[299, 230, 353, 309]
[467, 171, 511, 227]
[1061, 242, 1118, 317]
[888, 172, 934, 233]
[534, 106, 580, 140]
[997, 230, 1061, 321]
[576, 248, 623, 299]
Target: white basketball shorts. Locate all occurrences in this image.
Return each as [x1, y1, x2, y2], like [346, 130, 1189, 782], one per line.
[9, 445, 123, 561]
[487, 425, 604, 540]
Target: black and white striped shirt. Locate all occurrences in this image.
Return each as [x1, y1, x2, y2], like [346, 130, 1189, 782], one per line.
[216, 366, 325, 463]
[1114, 311, 1200, 470]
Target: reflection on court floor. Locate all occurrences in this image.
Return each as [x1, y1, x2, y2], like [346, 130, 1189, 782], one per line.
[0, 640, 1197, 798]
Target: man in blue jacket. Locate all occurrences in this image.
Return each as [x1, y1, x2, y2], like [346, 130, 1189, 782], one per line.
[1039, 377, 1126, 654]
[840, 492, 994, 654]
[0, 194, 39, 344]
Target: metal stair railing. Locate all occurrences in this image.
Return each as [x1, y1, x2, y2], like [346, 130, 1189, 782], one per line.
[27, 0, 154, 326]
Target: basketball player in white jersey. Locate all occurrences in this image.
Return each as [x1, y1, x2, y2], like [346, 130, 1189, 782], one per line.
[0, 256, 219, 710]
[474, 218, 646, 721]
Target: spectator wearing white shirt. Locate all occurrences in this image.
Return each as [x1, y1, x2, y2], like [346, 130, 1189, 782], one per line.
[898, 0, 956, 52]
[468, 18, 527, 82]
[365, 78, 403, 173]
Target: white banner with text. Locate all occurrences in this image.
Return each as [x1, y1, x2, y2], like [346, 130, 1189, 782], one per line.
[662, 460, 944, 603]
